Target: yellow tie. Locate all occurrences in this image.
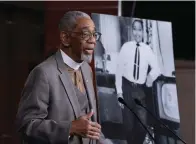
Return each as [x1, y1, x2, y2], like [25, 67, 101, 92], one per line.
[75, 69, 85, 94]
[66, 66, 85, 93]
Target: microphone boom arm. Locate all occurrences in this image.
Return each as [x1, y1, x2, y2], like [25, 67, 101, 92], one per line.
[118, 97, 156, 143]
[134, 99, 186, 144]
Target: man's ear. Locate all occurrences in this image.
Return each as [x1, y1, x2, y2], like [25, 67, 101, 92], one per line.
[60, 31, 70, 47]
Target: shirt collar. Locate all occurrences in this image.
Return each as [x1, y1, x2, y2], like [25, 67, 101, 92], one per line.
[60, 49, 83, 70]
[134, 41, 146, 46]
[134, 41, 142, 45]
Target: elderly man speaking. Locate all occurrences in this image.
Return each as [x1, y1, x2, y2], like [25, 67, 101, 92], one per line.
[16, 11, 112, 144]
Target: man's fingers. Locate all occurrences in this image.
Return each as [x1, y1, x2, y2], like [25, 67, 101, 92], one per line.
[87, 131, 100, 137]
[90, 122, 101, 129]
[89, 125, 101, 133]
[86, 122, 101, 133]
[80, 131, 100, 140]
[86, 134, 100, 140]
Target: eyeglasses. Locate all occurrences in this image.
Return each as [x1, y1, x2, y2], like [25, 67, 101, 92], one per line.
[68, 31, 102, 41]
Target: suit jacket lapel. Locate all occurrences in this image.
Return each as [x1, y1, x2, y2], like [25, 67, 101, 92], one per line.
[81, 63, 97, 121]
[55, 50, 81, 119]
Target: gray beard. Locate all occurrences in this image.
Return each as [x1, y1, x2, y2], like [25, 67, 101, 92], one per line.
[81, 52, 92, 63]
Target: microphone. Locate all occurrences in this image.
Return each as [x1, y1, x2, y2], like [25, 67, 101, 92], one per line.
[118, 97, 156, 143]
[134, 99, 186, 144]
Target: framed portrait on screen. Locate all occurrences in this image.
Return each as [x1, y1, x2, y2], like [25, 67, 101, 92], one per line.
[92, 13, 181, 144]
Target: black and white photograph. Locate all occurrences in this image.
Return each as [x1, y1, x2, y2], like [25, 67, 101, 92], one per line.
[91, 13, 182, 144]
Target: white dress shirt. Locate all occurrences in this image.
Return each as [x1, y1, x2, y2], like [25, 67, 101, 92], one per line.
[115, 41, 161, 94]
[60, 49, 83, 70]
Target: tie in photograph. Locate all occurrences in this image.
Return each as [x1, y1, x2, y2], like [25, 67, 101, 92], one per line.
[133, 43, 140, 80]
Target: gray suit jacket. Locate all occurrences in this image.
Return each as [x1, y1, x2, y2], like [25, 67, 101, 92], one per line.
[16, 50, 104, 144]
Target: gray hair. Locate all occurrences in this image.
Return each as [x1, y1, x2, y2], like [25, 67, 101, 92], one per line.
[59, 11, 91, 32]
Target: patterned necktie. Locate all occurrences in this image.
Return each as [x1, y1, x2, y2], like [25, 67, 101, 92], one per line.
[133, 43, 140, 80]
[67, 67, 85, 93]
[75, 69, 85, 94]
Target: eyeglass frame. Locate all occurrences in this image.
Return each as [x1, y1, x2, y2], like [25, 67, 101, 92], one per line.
[63, 30, 102, 41]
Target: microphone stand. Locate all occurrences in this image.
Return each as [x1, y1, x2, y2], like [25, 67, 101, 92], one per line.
[134, 99, 186, 144]
[118, 98, 156, 144]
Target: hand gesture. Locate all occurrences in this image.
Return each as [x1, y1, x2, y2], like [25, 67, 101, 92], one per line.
[70, 110, 101, 140]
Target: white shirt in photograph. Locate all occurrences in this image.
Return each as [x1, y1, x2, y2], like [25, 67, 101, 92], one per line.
[115, 41, 161, 94]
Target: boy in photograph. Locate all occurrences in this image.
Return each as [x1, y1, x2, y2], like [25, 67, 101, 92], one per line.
[115, 19, 161, 144]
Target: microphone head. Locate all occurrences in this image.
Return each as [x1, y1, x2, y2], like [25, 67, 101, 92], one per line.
[118, 97, 135, 109]
[134, 99, 142, 106]
[118, 97, 125, 105]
